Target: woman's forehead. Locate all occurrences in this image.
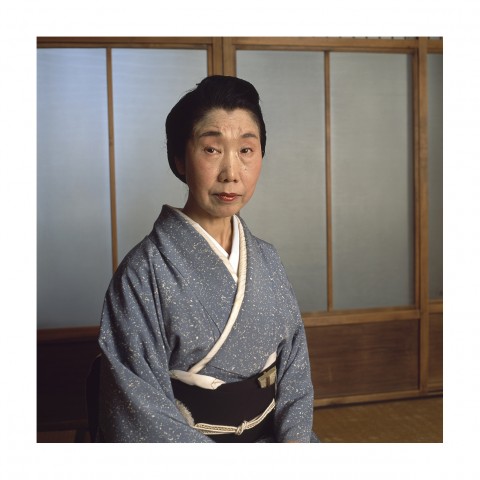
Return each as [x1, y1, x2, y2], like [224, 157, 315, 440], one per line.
[192, 108, 260, 138]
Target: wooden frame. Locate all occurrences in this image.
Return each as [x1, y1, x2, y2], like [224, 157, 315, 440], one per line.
[222, 37, 442, 74]
[37, 37, 443, 413]
[106, 48, 118, 270]
[324, 51, 334, 311]
[417, 37, 431, 393]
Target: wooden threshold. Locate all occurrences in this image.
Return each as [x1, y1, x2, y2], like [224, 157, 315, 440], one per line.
[314, 389, 441, 408]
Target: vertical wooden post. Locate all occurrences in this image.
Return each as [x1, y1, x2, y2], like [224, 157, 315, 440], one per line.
[413, 49, 420, 309]
[324, 51, 334, 311]
[417, 37, 430, 392]
[222, 37, 236, 76]
[210, 37, 224, 75]
[106, 48, 118, 273]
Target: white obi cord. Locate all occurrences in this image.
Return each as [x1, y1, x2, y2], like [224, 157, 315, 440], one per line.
[170, 352, 277, 391]
[169, 209, 276, 389]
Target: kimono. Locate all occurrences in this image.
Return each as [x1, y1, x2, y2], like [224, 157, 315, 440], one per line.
[98, 205, 315, 442]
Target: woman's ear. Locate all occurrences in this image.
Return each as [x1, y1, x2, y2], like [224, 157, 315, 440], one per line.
[175, 157, 186, 176]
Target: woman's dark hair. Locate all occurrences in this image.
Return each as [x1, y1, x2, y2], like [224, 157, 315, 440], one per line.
[166, 75, 266, 183]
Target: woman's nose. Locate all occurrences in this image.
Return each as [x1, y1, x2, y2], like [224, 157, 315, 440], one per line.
[218, 151, 239, 183]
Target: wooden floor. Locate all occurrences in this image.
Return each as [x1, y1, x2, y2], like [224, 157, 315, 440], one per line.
[37, 396, 442, 443]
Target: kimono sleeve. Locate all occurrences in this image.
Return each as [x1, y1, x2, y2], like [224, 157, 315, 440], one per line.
[263, 245, 315, 442]
[274, 312, 315, 442]
[97, 252, 213, 443]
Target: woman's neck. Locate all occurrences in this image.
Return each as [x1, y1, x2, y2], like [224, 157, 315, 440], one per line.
[181, 206, 234, 254]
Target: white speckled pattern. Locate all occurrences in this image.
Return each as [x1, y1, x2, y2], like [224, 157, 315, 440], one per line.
[98, 205, 314, 442]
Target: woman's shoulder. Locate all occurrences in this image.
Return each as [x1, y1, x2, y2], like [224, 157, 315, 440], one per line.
[114, 205, 179, 276]
[110, 234, 159, 286]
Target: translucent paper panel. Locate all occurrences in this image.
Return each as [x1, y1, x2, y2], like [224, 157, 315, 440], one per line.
[428, 54, 443, 299]
[237, 51, 327, 312]
[112, 49, 207, 261]
[37, 49, 112, 328]
[330, 53, 414, 309]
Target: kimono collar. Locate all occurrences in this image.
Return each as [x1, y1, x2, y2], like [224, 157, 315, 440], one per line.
[149, 205, 240, 334]
[171, 208, 240, 280]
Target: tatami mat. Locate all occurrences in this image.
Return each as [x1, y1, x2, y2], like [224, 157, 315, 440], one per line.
[313, 396, 443, 443]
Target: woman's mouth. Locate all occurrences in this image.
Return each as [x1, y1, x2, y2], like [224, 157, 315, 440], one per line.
[215, 193, 239, 202]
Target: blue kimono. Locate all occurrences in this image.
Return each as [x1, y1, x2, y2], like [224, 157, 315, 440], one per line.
[98, 205, 315, 442]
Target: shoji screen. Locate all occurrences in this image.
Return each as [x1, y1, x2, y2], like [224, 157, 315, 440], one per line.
[37, 49, 112, 328]
[330, 53, 414, 309]
[237, 50, 414, 312]
[37, 48, 208, 327]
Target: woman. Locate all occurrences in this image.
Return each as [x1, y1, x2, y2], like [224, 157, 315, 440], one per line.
[98, 76, 317, 442]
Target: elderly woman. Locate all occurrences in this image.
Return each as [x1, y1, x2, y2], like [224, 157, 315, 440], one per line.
[98, 75, 317, 442]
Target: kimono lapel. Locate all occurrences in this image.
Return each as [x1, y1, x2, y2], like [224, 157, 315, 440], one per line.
[187, 218, 247, 374]
[149, 205, 237, 334]
[202, 216, 283, 378]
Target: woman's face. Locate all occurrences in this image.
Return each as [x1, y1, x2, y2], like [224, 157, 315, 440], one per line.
[176, 108, 263, 222]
